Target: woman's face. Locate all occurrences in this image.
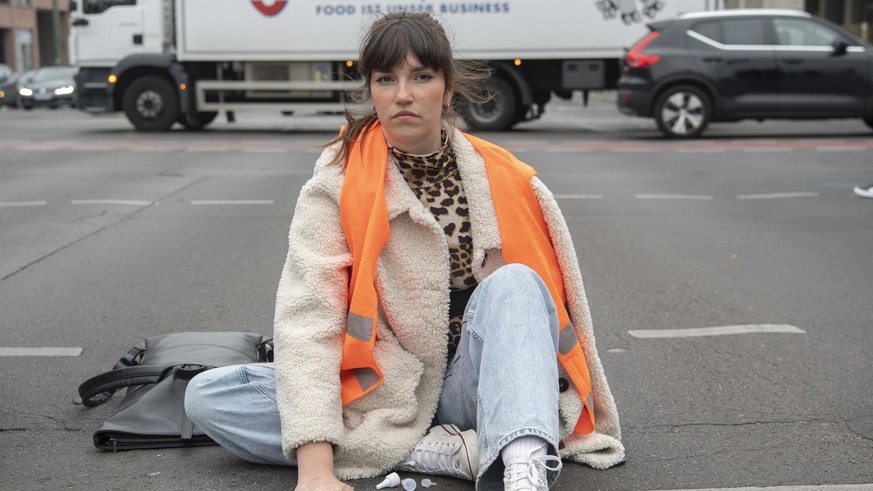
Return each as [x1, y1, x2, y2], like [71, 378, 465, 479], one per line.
[370, 52, 452, 155]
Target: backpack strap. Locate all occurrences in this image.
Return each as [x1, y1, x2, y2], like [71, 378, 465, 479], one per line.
[257, 336, 274, 362]
[77, 365, 172, 407]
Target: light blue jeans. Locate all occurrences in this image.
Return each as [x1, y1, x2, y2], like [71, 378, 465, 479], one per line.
[185, 264, 562, 488]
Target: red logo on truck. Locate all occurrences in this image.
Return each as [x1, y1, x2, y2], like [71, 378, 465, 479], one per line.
[252, 0, 287, 16]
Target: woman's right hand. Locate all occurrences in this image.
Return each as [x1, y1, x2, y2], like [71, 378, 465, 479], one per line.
[294, 441, 353, 491]
[294, 474, 353, 491]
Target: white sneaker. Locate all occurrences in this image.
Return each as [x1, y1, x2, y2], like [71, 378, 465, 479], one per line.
[396, 424, 478, 481]
[503, 446, 562, 491]
[854, 185, 873, 198]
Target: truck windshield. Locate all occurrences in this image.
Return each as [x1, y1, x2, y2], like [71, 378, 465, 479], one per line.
[84, 0, 136, 14]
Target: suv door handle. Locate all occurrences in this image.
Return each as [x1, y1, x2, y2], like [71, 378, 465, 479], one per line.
[71, 17, 89, 26]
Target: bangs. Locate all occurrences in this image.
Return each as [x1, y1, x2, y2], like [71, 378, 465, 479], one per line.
[362, 18, 451, 74]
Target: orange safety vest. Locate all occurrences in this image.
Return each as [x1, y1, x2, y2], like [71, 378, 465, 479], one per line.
[339, 122, 595, 435]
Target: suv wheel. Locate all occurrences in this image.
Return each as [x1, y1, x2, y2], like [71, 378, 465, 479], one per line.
[654, 85, 711, 138]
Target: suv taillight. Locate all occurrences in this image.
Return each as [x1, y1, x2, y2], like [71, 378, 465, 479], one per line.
[626, 31, 661, 68]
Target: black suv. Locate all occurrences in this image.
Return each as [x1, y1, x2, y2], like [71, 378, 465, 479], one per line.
[617, 9, 873, 138]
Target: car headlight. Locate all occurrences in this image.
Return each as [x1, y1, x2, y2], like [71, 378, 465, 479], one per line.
[54, 85, 75, 95]
[19, 87, 33, 96]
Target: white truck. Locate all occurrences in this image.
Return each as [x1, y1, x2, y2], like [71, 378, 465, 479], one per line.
[70, 0, 713, 131]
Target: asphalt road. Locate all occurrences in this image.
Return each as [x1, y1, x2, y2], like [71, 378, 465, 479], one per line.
[1, 99, 872, 491]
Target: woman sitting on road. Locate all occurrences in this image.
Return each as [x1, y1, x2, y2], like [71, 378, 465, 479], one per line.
[185, 12, 624, 491]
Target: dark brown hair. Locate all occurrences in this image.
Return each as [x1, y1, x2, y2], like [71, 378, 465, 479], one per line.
[325, 12, 490, 166]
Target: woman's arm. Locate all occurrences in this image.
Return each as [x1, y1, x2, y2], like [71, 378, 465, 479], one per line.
[274, 151, 354, 462]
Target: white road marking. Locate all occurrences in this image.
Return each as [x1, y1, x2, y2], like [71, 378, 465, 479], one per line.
[243, 148, 288, 153]
[0, 347, 83, 356]
[634, 194, 713, 200]
[678, 148, 727, 154]
[661, 485, 873, 491]
[815, 146, 868, 152]
[628, 324, 805, 339]
[0, 200, 47, 207]
[545, 148, 591, 153]
[742, 147, 793, 153]
[190, 199, 275, 205]
[736, 192, 819, 200]
[554, 194, 604, 199]
[71, 199, 154, 206]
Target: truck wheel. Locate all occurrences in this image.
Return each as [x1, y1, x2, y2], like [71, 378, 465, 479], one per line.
[123, 76, 179, 131]
[463, 76, 518, 131]
[654, 85, 711, 138]
[180, 112, 218, 130]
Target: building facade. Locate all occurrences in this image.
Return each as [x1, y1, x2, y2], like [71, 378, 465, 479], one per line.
[0, 0, 70, 72]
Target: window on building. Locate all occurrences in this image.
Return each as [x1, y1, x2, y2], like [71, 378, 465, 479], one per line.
[15, 0, 30, 6]
[15, 29, 33, 72]
[83, 0, 136, 15]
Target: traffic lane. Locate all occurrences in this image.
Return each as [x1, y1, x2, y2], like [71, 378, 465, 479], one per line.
[4, 99, 873, 143]
[0, 146, 319, 281]
[0, 172, 311, 488]
[535, 153, 872, 487]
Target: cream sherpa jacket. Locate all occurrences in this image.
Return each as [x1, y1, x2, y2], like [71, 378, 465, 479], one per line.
[273, 129, 625, 480]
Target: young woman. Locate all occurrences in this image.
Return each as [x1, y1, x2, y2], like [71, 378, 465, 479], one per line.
[185, 12, 624, 491]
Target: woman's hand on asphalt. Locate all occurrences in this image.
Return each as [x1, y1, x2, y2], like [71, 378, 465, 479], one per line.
[294, 474, 353, 491]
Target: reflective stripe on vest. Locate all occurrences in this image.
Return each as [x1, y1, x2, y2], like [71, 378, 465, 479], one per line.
[340, 123, 595, 434]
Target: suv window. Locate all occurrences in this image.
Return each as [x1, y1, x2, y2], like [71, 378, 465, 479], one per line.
[773, 18, 845, 46]
[690, 20, 723, 43]
[689, 18, 767, 46]
[721, 18, 767, 46]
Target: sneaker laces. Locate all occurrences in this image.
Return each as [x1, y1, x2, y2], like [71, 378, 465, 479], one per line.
[397, 425, 476, 480]
[504, 454, 563, 490]
[407, 439, 463, 475]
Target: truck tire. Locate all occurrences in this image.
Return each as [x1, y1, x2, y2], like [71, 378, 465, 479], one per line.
[180, 112, 218, 130]
[462, 76, 518, 132]
[654, 85, 711, 138]
[123, 76, 179, 131]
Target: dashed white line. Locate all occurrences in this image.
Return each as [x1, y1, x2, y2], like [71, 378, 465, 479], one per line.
[190, 199, 275, 205]
[0, 347, 83, 356]
[678, 148, 727, 154]
[0, 200, 47, 207]
[815, 146, 868, 152]
[736, 192, 819, 200]
[742, 147, 793, 153]
[71, 199, 154, 206]
[664, 485, 873, 491]
[546, 148, 591, 153]
[634, 194, 713, 200]
[628, 324, 805, 339]
[554, 194, 604, 199]
[243, 148, 288, 153]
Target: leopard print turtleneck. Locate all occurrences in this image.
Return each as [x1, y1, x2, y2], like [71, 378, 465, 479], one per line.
[391, 137, 477, 359]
